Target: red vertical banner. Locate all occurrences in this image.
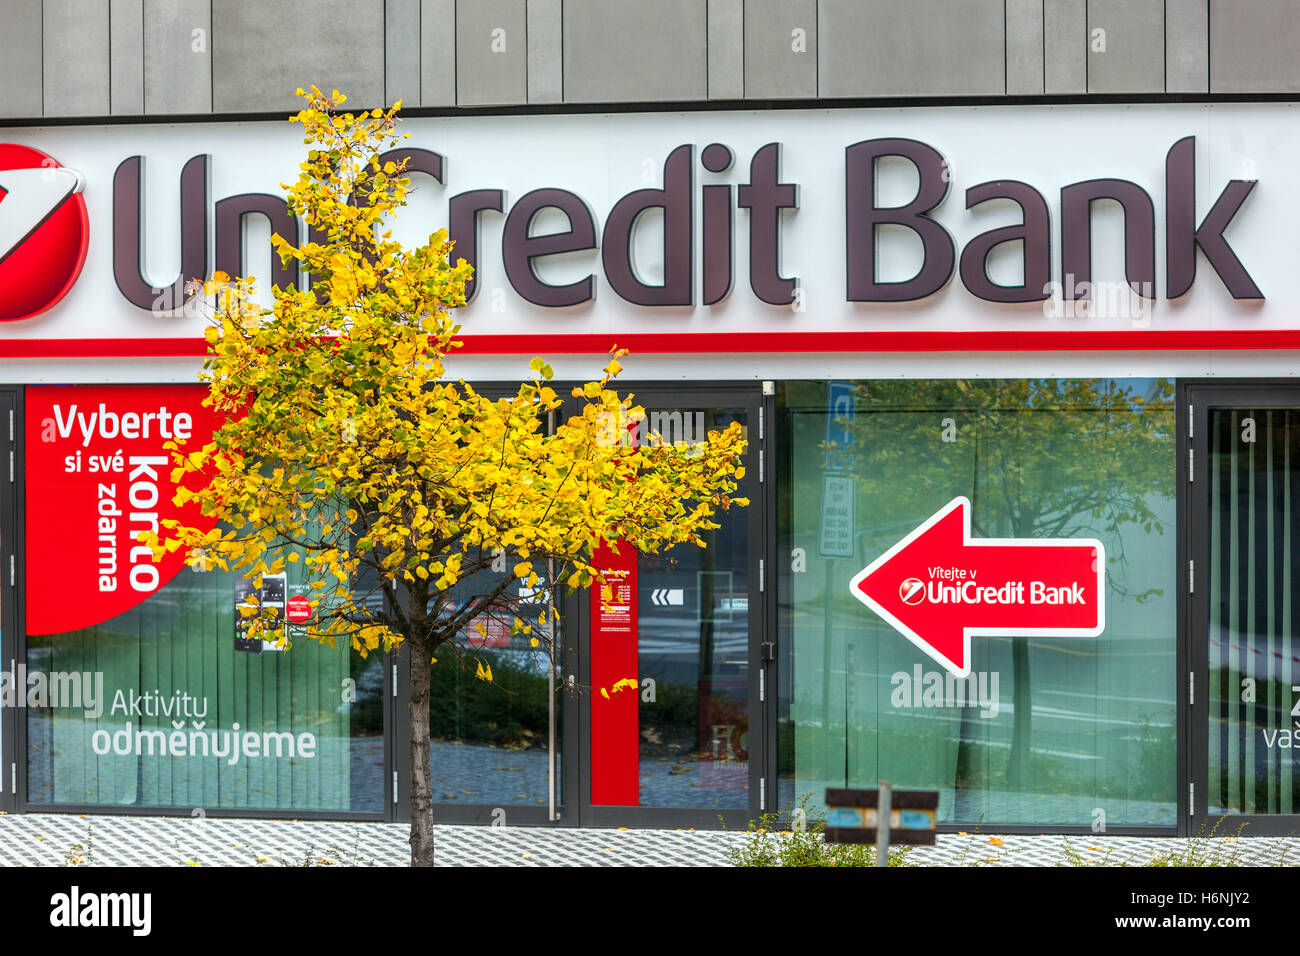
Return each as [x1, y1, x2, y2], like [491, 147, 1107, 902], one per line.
[589, 538, 640, 805]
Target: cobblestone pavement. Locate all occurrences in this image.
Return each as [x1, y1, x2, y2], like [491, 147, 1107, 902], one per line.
[0, 812, 1299, 866]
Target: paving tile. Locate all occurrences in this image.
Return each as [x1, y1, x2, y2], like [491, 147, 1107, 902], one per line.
[0, 813, 1295, 866]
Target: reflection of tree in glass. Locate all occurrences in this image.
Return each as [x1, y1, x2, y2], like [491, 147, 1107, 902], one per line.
[832, 378, 1174, 792]
[428, 649, 550, 750]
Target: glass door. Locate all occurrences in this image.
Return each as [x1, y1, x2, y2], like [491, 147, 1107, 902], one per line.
[414, 385, 572, 826]
[0, 388, 16, 812]
[579, 387, 768, 829]
[1189, 386, 1300, 835]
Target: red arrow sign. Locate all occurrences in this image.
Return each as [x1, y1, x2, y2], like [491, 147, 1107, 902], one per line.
[849, 497, 1105, 678]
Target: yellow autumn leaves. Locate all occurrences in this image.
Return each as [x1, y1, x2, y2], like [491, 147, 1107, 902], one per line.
[147, 87, 748, 667]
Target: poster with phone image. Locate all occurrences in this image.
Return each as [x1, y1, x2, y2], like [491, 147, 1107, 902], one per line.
[234, 573, 287, 653]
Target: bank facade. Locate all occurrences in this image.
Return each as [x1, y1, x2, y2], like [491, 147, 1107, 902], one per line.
[1, 0, 1299, 835]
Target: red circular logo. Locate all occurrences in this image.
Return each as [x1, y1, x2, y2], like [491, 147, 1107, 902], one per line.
[899, 577, 926, 605]
[286, 594, 313, 623]
[0, 144, 89, 322]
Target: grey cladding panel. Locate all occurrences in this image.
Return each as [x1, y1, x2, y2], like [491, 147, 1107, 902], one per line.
[1006, 0, 1045, 95]
[421, 0, 456, 106]
[563, 0, 708, 103]
[528, 0, 564, 103]
[1166, 0, 1208, 93]
[1087, 0, 1164, 94]
[1210, 0, 1300, 93]
[1045, 0, 1086, 94]
[111, 0, 145, 115]
[709, 0, 744, 100]
[44, 0, 111, 117]
[144, 0, 212, 115]
[212, 0, 386, 112]
[818, 0, 1004, 98]
[456, 0, 527, 107]
[1, 0, 43, 117]
[387, 0, 422, 106]
[744, 0, 817, 99]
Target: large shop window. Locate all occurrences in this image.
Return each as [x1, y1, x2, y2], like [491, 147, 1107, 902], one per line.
[776, 379, 1177, 827]
[1207, 408, 1300, 815]
[22, 385, 384, 814]
[26, 564, 385, 813]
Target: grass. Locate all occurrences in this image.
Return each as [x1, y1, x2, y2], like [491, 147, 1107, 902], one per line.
[62, 828, 93, 866]
[724, 798, 1300, 867]
[724, 796, 915, 867]
[1059, 818, 1297, 867]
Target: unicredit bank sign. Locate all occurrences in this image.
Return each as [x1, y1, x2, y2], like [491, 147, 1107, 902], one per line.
[1, 103, 1298, 355]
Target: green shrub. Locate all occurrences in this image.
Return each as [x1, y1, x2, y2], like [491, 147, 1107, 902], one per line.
[726, 795, 913, 867]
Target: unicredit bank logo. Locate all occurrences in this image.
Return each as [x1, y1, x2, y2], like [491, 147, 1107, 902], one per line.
[0, 144, 89, 321]
[899, 577, 926, 605]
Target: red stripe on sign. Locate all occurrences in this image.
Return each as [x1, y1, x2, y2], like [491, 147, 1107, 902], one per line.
[589, 540, 640, 806]
[453, 329, 1300, 353]
[0, 338, 210, 357]
[6, 328, 1300, 357]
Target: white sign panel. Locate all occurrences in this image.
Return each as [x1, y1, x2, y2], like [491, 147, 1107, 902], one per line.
[2, 104, 1299, 353]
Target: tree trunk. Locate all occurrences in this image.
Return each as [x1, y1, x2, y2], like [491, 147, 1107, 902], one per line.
[408, 630, 435, 867]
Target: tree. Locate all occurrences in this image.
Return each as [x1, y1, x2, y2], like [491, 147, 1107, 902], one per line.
[147, 88, 748, 866]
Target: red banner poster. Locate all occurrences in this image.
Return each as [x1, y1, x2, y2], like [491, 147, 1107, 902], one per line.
[589, 538, 640, 806]
[25, 385, 219, 635]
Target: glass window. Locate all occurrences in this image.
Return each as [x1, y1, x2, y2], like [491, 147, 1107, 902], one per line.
[776, 379, 1177, 827]
[26, 557, 386, 813]
[427, 563, 560, 809]
[1207, 407, 1300, 815]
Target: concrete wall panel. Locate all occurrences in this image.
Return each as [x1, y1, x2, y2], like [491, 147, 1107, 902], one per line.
[44, 0, 111, 117]
[528, 0, 564, 104]
[421, 0, 456, 106]
[110, 0, 145, 115]
[1006, 0, 1045, 95]
[386, 0, 422, 107]
[744, 0, 817, 99]
[818, 0, 1004, 98]
[212, 0, 385, 113]
[563, 0, 708, 103]
[1087, 0, 1164, 94]
[144, 0, 212, 115]
[1210, 0, 1300, 93]
[708, 0, 744, 99]
[1044, 0, 1086, 94]
[456, 0, 527, 107]
[1166, 0, 1209, 93]
[0, 0, 44, 118]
